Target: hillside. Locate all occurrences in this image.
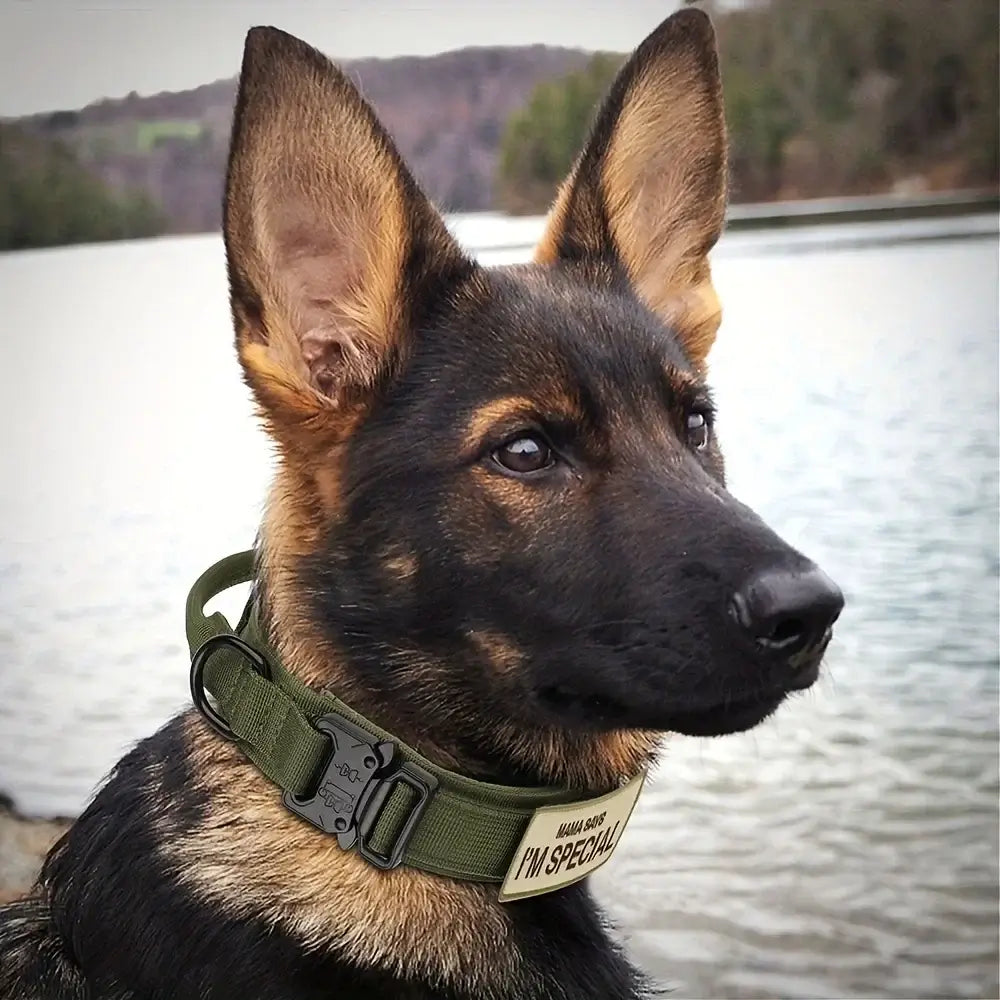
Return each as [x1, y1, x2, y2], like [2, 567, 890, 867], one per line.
[5, 0, 997, 249]
[10, 47, 593, 235]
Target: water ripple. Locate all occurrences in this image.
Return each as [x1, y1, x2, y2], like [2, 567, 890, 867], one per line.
[1, 224, 997, 997]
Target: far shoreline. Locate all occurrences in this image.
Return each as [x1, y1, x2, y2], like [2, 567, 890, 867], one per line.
[1, 188, 997, 258]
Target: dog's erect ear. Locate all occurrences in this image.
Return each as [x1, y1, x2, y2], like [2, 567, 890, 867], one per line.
[224, 27, 471, 447]
[535, 9, 728, 365]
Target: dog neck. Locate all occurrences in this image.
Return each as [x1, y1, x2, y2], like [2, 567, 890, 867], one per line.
[167, 694, 649, 999]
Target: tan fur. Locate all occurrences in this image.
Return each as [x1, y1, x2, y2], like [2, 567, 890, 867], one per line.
[534, 13, 727, 367]
[169, 714, 523, 994]
[466, 629, 525, 676]
[381, 544, 419, 583]
[467, 464, 548, 525]
[493, 720, 660, 793]
[258, 471, 349, 690]
[532, 178, 575, 268]
[657, 281, 724, 370]
[461, 395, 579, 456]
[663, 362, 704, 398]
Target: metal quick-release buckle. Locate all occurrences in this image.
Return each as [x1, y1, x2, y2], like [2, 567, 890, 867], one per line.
[283, 713, 438, 870]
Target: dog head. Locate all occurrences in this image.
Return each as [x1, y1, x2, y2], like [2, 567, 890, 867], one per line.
[222, 11, 843, 789]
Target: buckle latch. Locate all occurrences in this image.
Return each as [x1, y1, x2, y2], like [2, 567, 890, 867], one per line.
[283, 713, 438, 870]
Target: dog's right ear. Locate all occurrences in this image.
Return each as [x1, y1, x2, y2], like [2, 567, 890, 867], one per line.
[534, 9, 728, 368]
[224, 27, 470, 452]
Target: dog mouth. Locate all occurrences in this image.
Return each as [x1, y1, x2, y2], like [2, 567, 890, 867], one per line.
[661, 689, 789, 736]
[534, 651, 824, 737]
[652, 652, 824, 737]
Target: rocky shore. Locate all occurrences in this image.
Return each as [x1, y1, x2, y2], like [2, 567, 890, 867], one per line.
[0, 802, 71, 905]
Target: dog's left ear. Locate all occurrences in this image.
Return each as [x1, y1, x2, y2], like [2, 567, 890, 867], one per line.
[535, 9, 728, 366]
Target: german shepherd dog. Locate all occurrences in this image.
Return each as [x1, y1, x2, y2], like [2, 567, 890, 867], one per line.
[0, 10, 843, 999]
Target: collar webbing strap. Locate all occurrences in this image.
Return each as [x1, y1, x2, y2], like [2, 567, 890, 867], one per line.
[184, 552, 596, 882]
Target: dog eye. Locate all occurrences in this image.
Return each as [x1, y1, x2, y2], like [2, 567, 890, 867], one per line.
[686, 412, 710, 451]
[493, 434, 554, 475]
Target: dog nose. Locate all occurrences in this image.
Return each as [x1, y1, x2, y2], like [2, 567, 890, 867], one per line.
[730, 567, 844, 664]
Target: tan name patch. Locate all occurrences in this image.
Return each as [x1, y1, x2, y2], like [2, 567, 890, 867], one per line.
[498, 773, 646, 903]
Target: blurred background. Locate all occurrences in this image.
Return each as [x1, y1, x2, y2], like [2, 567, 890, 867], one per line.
[0, 2, 997, 998]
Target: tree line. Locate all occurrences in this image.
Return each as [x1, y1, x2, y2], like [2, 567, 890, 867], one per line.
[0, 124, 164, 251]
[497, 0, 999, 213]
[3, 0, 996, 248]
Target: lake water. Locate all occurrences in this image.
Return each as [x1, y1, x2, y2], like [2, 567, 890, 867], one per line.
[1, 214, 997, 999]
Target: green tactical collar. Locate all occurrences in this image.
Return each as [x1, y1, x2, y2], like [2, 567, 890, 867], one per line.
[186, 552, 646, 897]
